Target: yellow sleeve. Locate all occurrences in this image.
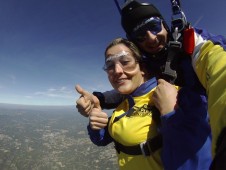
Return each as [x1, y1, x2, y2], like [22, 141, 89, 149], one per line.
[193, 40, 226, 156]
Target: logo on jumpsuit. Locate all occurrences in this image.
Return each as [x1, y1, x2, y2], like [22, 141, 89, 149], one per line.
[126, 104, 152, 117]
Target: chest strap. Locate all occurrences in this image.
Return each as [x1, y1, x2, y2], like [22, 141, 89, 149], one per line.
[114, 134, 162, 156]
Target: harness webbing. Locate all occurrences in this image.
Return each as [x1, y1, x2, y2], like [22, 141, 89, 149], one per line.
[113, 95, 135, 123]
[162, 0, 190, 84]
[114, 134, 162, 156]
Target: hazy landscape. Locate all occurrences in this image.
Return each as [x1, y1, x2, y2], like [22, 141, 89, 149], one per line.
[0, 103, 117, 170]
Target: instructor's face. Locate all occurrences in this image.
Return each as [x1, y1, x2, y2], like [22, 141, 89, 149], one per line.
[137, 23, 168, 55]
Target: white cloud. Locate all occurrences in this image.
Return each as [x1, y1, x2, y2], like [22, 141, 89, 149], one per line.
[25, 96, 33, 99]
[60, 86, 67, 91]
[48, 88, 57, 92]
[34, 86, 74, 99]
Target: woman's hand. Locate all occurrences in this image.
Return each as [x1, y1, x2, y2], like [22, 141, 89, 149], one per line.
[75, 84, 101, 117]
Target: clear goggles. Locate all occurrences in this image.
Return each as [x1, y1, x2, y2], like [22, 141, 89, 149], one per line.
[130, 17, 162, 43]
[103, 51, 138, 74]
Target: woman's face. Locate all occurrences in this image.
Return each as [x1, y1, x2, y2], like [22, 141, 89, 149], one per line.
[105, 44, 145, 94]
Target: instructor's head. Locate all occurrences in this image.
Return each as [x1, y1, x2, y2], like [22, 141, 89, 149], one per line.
[121, 0, 169, 55]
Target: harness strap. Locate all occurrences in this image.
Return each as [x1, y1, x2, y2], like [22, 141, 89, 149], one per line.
[113, 95, 135, 123]
[163, 0, 188, 84]
[162, 44, 182, 84]
[114, 134, 162, 156]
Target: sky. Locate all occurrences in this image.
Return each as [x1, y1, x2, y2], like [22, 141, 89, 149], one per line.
[0, 0, 225, 106]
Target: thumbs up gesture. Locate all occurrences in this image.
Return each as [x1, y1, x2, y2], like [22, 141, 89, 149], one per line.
[75, 84, 108, 130]
[75, 84, 101, 117]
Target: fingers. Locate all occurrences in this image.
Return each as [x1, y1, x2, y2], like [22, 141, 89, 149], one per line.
[76, 104, 92, 117]
[89, 108, 108, 130]
[152, 90, 160, 110]
[157, 79, 167, 84]
[89, 117, 108, 130]
[157, 79, 172, 86]
[153, 79, 178, 115]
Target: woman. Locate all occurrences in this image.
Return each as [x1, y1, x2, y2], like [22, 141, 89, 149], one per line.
[76, 38, 175, 170]
[76, 38, 211, 170]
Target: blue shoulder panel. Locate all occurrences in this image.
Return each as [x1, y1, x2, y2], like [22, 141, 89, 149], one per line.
[194, 27, 226, 50]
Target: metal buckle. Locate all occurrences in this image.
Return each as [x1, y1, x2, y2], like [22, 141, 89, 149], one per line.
[140, 141, 150, 156]
[169, 41, 182, 48]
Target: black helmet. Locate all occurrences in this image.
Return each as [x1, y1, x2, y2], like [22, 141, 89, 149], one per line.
[121, 1, 167, 35]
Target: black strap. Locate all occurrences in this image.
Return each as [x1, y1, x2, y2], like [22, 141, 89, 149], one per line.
[114, 134, 162, 156]
[162, 0, 189, 85]
[162, 45, 181, 84]
[113, 95, 135, 123]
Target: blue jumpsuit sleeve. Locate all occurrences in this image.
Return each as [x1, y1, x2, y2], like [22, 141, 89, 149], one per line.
[87, 124, 113, 146]
[160, 87, 212, 170]
[93, 90, 125, 109]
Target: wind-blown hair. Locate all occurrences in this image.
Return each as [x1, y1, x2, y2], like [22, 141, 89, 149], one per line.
[104, 38, 143, 62]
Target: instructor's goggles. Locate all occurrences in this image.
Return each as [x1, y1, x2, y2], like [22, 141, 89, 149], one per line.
[103, 51, 138, 74]
[130, 17, 162, 43]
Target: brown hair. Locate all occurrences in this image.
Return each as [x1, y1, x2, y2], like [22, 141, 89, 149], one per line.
[105, 38, 142, 62]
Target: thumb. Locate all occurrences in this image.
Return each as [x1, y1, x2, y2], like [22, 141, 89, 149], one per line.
[75, 85, 91, 102]
[75, 84, 85, 95]
[75, 85, 101, 109]
[92, 95, 101, 110]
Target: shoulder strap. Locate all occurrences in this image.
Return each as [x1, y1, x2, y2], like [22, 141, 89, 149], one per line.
[162, 0, 191, 84]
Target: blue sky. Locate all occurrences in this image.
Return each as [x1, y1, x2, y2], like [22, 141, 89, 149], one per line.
[0, 0, 225, 106]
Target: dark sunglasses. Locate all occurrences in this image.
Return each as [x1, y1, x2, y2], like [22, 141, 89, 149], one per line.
[130, 17, 162, 43]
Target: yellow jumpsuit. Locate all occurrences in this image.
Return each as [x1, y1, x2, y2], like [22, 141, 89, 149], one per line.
[191, 29, 226, 156]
